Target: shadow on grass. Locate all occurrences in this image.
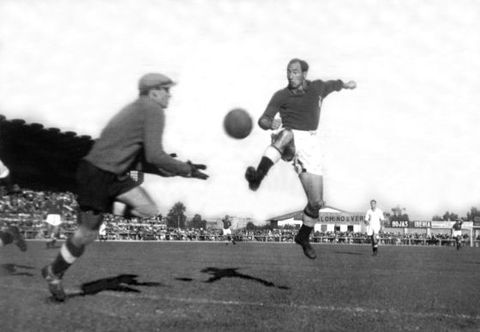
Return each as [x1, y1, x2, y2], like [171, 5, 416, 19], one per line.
[333, 251, 363, 256]
[0, 263, 35, 277]
[175, 277, 194, 282]
[201, 267, 290, 290]
[64, 274, 164, 299]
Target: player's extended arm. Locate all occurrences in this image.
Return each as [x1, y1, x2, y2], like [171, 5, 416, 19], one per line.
[343, 80, 357, 89]
[143, 108, 192, 176]
[319, 80, 356, 98]
[138, 154, 208, 180]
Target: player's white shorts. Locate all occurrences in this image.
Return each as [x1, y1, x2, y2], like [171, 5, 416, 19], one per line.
[366, 222, 381, 237]
[222, 228, 232, 236]
[291, 129, 323, 176]
[452, 230, 462, 238]
[45, 214, 62, 226]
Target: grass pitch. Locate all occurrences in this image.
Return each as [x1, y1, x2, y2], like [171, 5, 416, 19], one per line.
[1, 241, 479, 331]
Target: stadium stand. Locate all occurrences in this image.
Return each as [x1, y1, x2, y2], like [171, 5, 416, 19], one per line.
[0, 187, 476, 246]
[0, 114, 94, 192]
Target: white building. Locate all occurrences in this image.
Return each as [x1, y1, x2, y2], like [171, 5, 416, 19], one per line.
[268, 206, 365, 233]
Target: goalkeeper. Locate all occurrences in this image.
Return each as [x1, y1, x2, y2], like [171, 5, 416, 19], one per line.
[42, 73, 208, 301]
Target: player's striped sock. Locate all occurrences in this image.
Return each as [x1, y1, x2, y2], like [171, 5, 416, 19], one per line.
[51, 238, 85, 276]
[256, 156, 274, 178]
[0, 230, 13, 245]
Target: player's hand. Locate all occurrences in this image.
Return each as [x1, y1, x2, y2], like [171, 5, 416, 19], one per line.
[188, 161, 207, 170]
[343, 80, 357, 89]
[187, 161, 209, 180]
[271, 118, 282, 130]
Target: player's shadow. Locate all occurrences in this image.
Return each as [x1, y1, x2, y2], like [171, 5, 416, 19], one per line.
[66, 274, 164, 299]
[201, 267, 289, 290]
[333, 251, 363, 256]
[175, 277, 193, 282]
[0, 263, 35, 277]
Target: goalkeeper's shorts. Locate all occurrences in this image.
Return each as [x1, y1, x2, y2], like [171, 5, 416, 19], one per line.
[76, 160, 137, 213]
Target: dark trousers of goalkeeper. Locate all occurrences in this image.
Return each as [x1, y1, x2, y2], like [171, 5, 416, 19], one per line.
[42, 160, 159, 301]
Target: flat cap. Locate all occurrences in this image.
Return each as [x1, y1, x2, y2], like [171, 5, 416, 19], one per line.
[138, 73, 176, 92]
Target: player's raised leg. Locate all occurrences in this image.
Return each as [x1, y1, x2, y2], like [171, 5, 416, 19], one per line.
[42, 186, 158, 302]
[245, 128, 293, 191]
[42, 210, 103, 302]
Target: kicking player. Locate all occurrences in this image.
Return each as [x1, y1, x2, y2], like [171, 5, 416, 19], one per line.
[364, 199, 384, 256]
[222, 215, 236, 245]
[0, 159, 27, 251]
[452, 219, 463, 250]
[245, 58, 356, 259]
[42, 73, 209, 301]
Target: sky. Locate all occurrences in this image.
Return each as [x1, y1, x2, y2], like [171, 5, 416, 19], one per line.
[1, 0, 480, 222]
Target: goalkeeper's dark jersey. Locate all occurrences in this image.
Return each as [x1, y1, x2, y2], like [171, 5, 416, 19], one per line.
[85, 96, 191, 176]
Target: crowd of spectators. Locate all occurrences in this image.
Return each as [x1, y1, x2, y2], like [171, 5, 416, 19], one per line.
[234, 229, 474, 246]
[0, 188, 478, 246]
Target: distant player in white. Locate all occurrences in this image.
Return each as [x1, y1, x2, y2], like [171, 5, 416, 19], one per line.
[44, 193, 64, 248]
[452, 219, 463, 250]
[98, 223, 107, 241]
[365, 199, 384, 256]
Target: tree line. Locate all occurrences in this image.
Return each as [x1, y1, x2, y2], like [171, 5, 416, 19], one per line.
[432, 207, 480, 221]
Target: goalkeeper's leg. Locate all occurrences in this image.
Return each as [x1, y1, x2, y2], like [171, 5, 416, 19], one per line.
[116, 186, 159, 218]
[42, 210, 102, 302]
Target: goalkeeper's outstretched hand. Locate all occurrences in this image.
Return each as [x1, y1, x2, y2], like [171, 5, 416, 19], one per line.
[187, 161, 209, 180]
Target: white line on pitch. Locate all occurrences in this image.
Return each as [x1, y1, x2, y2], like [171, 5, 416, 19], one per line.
[1, 283, 479, 321]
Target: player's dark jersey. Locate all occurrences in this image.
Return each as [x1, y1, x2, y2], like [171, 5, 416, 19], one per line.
[222, 218, 232, 230]
[259, 79, 344, 131]
[85, 96, 191, 176]
[452, 222, 462, 231]
[45, 200, 62, 214]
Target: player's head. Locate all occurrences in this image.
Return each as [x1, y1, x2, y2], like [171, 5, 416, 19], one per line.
[138, 73, 176, 108]
[370, 199, 377, 209]
[287, 58, 309, 89]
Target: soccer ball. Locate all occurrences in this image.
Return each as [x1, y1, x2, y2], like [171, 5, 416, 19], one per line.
[223, 108, 253, 139]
